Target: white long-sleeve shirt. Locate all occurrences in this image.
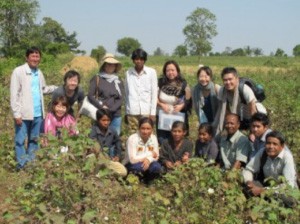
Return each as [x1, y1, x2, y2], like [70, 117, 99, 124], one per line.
[124, 132, 159, 164]
[125, 66, 158, 116]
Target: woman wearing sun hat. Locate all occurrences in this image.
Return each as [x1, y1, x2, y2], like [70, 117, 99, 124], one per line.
[88, 53, 124, 135]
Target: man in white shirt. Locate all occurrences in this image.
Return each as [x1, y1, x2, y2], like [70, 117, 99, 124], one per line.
[125, 49, 158, 134]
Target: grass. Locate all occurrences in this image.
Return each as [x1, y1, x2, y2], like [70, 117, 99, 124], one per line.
[0, 54, 299, 223]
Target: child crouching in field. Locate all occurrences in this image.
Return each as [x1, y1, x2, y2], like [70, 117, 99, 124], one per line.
[89, 109, 127, 177]
[194, 123, 219, 164]
[41, 96, 78, 147]
[159, 121, 193, 172]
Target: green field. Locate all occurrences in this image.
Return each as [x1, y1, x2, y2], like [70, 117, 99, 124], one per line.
[0, 55, 299, 223]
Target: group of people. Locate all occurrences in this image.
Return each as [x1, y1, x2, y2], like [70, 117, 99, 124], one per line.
[10, 47, 298, 194]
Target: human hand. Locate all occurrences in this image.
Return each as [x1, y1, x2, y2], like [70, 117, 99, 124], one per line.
[112, 156, 119, 162]
[182, 152, 190, 163]
[161, 103, 171, 113]
[174, 161, 182, 167]
[248, 133, 256, 142]
[152, 151, 158, 159]
[165, 161, 174, 169]
[142, 159, 150, 171]
[15, 117, 22, 126]
[173, 103, 184, 113]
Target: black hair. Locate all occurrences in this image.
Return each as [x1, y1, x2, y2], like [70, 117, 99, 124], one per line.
[131, 48, 148, 61]
[171, 121, 187, 132]
[138, 117, 154, 128]
[63, 70, 81, 86]
[266, 131, 285, 146]
[198, 122, 214, 136]
[221, 67, 238, 78]
[51, 96, 70, 114]
[159, 60, 186, 94]
[96, 109, 112, 121]
[196, 66, 213, 80]
[26, 46, 41, 57]
[250, 112, 270, 126]
[225, 113, 241, 123]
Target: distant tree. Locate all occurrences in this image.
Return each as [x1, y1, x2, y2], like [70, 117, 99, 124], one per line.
[173, 45, 188, 57]
[293, 44, 300, 57]
[117, 37, 141, 56]
[90, 45, 106, 62]
[183, 8, 217, 56]
[244, 46, 253, 56]
[153, 47, 164, 56]
[253, 48, 263, 56]
[39, 17, 83, 54]
[231, 48, 246, 56]
[274, 48, 285, 57]
[0, 0, 39, 57]
[222, 47, 232, 56]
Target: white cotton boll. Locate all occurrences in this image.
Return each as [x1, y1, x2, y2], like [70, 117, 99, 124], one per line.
[208, 188, 215, 194]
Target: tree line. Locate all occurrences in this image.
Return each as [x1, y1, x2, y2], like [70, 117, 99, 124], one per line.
[1, 1, 300, 59]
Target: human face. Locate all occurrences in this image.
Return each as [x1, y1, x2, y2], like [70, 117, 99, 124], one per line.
[139, 122, 153, 141]
[65, 76, 79, 91]
[198, 70, 211, 87]
[165, 64, 178, 81]
[133, 58, 145, 71]
[265, 137, 284, 159]
[97, 115, 111, 131]
[26, 52, 41, 69]
[251, 121, 268, 138]
[171, 127, 186, 143]
[104, 63, 117, 74]
[54, 102, 67, 119]
[222, 73, 238, 91]
[225, 115, 240, 135]
[198, 129, 212, 144]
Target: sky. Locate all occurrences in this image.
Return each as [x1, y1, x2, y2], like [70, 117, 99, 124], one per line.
[37, 0, 300, 56]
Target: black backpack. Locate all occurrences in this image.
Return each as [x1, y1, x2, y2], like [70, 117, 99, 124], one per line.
[238, 77, 266, 104]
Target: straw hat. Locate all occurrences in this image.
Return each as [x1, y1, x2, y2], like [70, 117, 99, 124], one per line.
[99, 53, 122, 73]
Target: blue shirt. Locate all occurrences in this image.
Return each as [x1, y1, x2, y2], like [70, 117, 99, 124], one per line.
[31, 69, 42, 117]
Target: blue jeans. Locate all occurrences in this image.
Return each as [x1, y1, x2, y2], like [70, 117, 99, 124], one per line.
[110, 116, 122, 135]
[15, 116, 43, 168]
[126, 161, 162, 174]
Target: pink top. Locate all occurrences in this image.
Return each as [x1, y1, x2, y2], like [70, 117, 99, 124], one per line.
[44, 112, 77, 136]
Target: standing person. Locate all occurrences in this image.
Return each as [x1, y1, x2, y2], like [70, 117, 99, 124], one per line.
[192, 66, 220, 126]
[194, 123, 219, 164]
[89, 109, 127, 177]
[249, 112, 272, 158]
[159, 121, 193, 172]
[88, 53, 123, 135]
[51, 70, 84, 117]
[125, 49, 158, 134]
[10, 46, 56, 169]
[156, 60, 191, 144]
[218, 113, 252, 170]
[214, 67, 257, 135]
[124, 117, 161, 183]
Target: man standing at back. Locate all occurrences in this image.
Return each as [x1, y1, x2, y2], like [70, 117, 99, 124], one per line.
[215, 67, 257, 135]
[10, 46, 56, 170]
[125, 48, 158, 134]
